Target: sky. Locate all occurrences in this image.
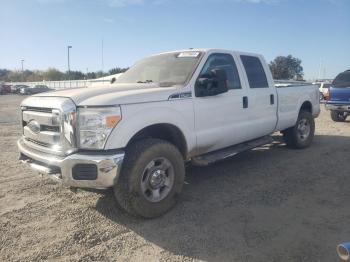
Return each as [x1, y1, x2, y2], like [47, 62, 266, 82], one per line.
[0, 0, 349, 80]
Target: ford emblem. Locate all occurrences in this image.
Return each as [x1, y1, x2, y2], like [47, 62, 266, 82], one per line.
[27, 120, 40, 134]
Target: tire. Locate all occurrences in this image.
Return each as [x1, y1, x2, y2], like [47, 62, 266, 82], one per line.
[319, 92, 324, 101]
[283, 111, 315, 149]
[330, 110, 347, 122]
[114, 138, 185, 218]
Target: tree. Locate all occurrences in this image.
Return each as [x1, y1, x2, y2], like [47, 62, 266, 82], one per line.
[108, 67, 128, 75]
[86, 72, 97, 79]
[0, 66, 127, 82]
[43, 68, 64, 81]
[7, 70, 23, 82]
[95, 71, 106, 78]
[0, 69, 10, 81]
[67, 70, 86, 80]
[25, 70, 43, 82]
[269, 55, 304, 80]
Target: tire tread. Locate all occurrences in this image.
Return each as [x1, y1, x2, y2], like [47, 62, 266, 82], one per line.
[283, 110, 315, 149]
[114, 138, 184, 218]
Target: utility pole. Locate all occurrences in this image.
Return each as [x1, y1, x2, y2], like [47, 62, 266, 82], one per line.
[318, 59, 322, 81]
[101, 39, 104, 73]
[21, 59, 24, 82]
[67, 45, 72, 88]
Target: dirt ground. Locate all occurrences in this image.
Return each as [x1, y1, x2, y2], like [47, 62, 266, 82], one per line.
[1, 94, 350, 262]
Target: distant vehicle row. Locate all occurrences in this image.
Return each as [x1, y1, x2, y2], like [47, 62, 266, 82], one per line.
[19, 85, 53, 95]
[0, 84, 53, 95]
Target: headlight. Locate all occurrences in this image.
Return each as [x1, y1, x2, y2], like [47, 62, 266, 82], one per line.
[78, 106, 122, 149]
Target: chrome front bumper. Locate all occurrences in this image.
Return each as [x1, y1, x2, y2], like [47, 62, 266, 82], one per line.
[325, 104, 350, 112]
[18, 138, 125, 189]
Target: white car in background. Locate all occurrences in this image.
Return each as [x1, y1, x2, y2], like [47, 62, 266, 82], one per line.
[319, 82, 331, 100]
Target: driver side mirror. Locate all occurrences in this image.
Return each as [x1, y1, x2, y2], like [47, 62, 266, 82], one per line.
[195, 69, 228, 97]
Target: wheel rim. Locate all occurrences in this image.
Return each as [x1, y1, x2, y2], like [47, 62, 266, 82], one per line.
[320, 93, 323, 101]
[297, 118, 311, 141]
[140, 157, 175, 203]
[338, 112, 346, 120]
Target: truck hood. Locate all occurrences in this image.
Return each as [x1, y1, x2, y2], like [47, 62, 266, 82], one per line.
[33, 83, 180, 106]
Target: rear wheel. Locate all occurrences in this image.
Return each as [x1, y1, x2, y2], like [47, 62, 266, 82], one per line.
[283, 111, 315, 149]
[330, 110, 347, 122]
[114, 138, 185, 218]
[319, 92, 324, 101]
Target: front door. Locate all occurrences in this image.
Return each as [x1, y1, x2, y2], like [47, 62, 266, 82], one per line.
[193, 52, 253, 155]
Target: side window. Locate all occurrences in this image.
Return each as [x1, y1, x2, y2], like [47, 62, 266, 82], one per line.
[240, 55, 268, 88]
[200, 53, 241, 90]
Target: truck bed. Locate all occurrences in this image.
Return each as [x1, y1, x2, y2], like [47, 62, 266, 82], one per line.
[274, 81, 320, 131]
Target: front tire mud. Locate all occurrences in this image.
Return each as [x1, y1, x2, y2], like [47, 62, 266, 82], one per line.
[114, 139, 185, 218]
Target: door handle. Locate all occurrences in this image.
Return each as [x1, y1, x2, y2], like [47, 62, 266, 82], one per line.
[270, 94, 275, 105]
[243, 96, 248, 108]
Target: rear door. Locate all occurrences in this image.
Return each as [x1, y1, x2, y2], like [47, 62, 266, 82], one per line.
[238, 54, 278, 137]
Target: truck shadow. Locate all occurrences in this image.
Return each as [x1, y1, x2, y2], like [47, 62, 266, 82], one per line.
[94, 134, 350, 262]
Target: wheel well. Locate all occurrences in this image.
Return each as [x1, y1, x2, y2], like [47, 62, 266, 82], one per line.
[127, 124, 188, 159]
[300, 101, 312, 113]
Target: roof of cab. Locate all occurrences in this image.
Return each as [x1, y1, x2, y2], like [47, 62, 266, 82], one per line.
[154, 48, 262, 57]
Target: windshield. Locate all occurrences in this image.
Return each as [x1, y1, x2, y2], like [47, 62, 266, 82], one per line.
[116, 51, 203, 87]
[333, 71, 350, 88]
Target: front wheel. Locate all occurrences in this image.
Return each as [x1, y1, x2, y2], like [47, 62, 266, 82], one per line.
[283, 111, 315, 149]
[114, 138, 185, 218]
[330, 110, 347, 122]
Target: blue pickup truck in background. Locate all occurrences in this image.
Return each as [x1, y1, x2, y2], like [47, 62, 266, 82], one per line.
[326, 70, 350, 122]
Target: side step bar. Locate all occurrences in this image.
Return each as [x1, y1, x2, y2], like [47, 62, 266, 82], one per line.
[191, 136, 273, 166]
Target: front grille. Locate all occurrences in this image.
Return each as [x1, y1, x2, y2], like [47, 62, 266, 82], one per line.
[24, 106, 52, 113]
[22, 107, 62, 153]
[40, 125, 60, 132]
[21, 97, 77, 156]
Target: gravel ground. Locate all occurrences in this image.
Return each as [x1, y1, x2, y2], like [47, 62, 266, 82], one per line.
[1, 94, 350, 262]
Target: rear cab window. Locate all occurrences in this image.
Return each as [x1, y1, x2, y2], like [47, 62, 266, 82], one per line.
[333, 71, 350, 88]
[240, 55, 268, 88]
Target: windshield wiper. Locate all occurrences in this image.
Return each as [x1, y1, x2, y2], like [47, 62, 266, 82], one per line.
[136, 80, 177, 87]
[137, 80, 153, 83]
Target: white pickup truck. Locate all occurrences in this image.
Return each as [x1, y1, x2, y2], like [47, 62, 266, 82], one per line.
[18, 49, 320, 217]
